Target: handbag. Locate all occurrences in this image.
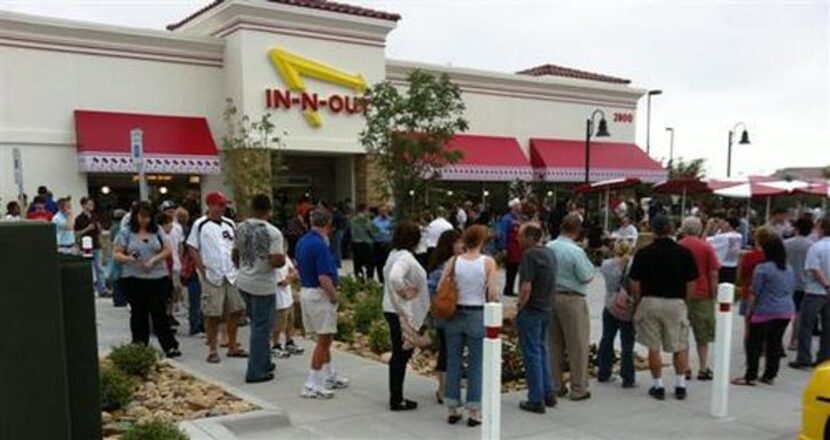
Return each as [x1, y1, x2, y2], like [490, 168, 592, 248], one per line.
[608, 287, 633, 321]
[431, 257, 458, 320]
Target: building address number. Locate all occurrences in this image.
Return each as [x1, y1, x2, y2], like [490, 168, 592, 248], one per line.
[613, 113, 634, 123]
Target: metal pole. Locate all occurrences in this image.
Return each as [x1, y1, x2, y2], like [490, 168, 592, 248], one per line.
[681, 186, 687, 218]
[646, 94, 652, 155]
[585, 119, 592, 184]
[604, 188, 610, 232]
[711, 283, 735, 418]
[765, 197, 771, 222]
[131, 128, 148, 201]
[482, 303, 503, 440]
[668, 129, 675, 169]
[726, 130, 734, 178]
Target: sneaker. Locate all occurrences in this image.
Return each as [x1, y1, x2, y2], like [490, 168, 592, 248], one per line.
[286, 342, 305, 355]
[519, 400, 546, 414]
[675, 386, 687, 400]
[165, 348, 182, 358]
[272, 348, 291, 359]
[300, 385, 334, 399]
[648, 386, 666, 401]
[325, 375, 350, 390]
[789, 361, 813, 370]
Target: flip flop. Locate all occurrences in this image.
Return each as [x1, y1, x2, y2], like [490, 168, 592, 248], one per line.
[207, 353, 221, 364]
[730, 377, 756, 386]
[227, 349, 248, 358]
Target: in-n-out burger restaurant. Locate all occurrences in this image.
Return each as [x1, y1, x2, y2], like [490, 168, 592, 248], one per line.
[0, 0, 667, 214]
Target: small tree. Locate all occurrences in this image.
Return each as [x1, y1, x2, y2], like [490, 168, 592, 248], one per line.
[360, 70, 468, 220]
[669, 157, 707, 179]
[221, 97, 286, 218]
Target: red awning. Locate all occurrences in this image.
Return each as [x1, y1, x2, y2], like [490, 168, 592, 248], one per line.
[530, 138, 667, 183]
[440, 134, 532, 182]
[74, 110, 220, 175]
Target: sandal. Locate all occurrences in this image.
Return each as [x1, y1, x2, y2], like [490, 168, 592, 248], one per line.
[467, 418, 482, 427]
[435, 392, 444, 405]
[206, 353, 221, 364]
[697, 368, 714, 381]
[730, 377, 756, 386]
[227, 349, 248, 358]
[759, 377, 775, 385]
[447, 414, 462, 425]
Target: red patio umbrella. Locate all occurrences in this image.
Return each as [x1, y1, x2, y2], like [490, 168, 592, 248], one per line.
[574, 178, 641, 230]
[652, 178, 711, 216]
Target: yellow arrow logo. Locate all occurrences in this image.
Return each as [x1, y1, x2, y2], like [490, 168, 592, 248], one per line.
[268, 47, 368, 127]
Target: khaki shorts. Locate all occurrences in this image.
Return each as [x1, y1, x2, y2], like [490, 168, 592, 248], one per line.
[634, 297, 689, 353]
[300, 288, 338, 336]
[200, 277, 246, 317]
[687, 298, 715, 344]
[274, 306, 295, 335]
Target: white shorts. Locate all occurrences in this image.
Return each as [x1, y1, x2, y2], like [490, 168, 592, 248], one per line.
[300, 287, 338, 336]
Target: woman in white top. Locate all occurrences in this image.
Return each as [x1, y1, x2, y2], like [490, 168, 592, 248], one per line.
[382, 221, 429, 411]
[440, 224, 499, 426]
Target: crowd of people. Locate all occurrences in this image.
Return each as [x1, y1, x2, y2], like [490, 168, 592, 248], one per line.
[5, 185, 830, 424]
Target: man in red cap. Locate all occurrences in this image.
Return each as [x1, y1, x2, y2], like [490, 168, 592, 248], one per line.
[186, 191, 247, 363]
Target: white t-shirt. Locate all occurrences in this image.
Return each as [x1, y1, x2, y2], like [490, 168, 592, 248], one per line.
[426, 217, 454, 248]
[707, 231, 743, 268]
[161, 221, 184, 272]
[611, 224, 638, 243]
[456, 208, 468, 228]
[234, 218, 284, 296]
[382, 249, 429, 329]
[275, 258, 295, 310]
[187, 215, 237, 285]
[805, 237, 830, 296]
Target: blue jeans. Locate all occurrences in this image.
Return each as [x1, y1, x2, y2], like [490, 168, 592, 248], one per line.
[444, 307, 484, 410]
[797, 294, 830, 364]
[330, 230, 344, 268]
[516, 308, 553, 403]
[597, 308, 636, 385]
[243, 291, 276, 381]
[186, 277, 204, 335]
[92, 249, 107, 295]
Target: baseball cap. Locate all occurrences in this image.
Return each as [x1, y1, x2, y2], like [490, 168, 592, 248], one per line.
[159, 200, 178, 211]
[205, 191, 228, 206]
[508, 198, 521, 208]
[651, 214, 672, 235]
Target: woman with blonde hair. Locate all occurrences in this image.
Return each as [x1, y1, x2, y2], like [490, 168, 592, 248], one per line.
[597, 239, 636, 387]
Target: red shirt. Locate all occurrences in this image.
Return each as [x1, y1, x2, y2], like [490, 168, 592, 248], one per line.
[739, 249, 765, 299]
[26, 210, 53, 222]
[680, 236, 721, 299]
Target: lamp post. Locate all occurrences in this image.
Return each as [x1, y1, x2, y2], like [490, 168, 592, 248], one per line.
[665, 127, 675, 170]
[585, 109, 611, 184]
[646, 89, 663, 155]
[726, 122, 751, 177]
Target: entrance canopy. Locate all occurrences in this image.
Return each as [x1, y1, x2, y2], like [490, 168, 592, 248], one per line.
[440, 134, 533, 182]
[74, 110, 221, 175]
[530, 138, 667, 183]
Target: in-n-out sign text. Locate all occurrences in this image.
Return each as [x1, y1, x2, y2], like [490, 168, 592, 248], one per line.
[265, 89, 367, 115]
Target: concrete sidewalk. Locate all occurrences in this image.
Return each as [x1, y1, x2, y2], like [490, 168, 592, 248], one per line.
[96, 275, 806, 440]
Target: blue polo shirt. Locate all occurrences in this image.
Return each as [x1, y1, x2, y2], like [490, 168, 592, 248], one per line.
[295, 230, 339, 288]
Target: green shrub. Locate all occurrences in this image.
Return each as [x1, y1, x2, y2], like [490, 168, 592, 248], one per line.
[354, 297, 383, 334]
[99, 365, 135, 411]
[335, 317, 356, 344]
[122, 418, 187, 440]
[339, 276, 361, 304]
[109, 343, 159, 377]
[368, 321, 391, 354]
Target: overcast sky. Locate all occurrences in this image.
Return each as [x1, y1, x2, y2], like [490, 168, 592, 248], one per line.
[3, 0, 828, 178]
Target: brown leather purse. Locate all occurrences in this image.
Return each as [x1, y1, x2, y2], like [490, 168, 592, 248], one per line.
[431, 257, 458, 320]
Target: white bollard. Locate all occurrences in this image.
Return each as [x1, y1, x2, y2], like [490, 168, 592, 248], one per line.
[81, 236, 94, 258]
[482, 302, 502, 440]
[710, 283, 735, 418]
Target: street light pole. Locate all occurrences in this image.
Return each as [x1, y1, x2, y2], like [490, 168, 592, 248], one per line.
[646, 90, 663, 155]
[726, 122, 751, 178]
[665, 127, 675, 169]
[585, 109, 610, 184]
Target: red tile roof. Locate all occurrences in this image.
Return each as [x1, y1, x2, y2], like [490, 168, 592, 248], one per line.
[167, 0, 401, 31]
[517, 64, 631, 85]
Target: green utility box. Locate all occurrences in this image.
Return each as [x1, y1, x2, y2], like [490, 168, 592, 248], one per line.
[0, 222, 101, 439]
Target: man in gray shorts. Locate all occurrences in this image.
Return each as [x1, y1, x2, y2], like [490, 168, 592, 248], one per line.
[629, 215, 699, 401]
[187, 192, 247, 364]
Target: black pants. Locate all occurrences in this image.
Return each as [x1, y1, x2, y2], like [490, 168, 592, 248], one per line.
[352, 242, 374, 281]
[373, 243, 391, 283]
[384, 312, 413, 406]
[745, 318, 789, 381]
[435, 327, 447, 373]
[122, 277, 178, 352]
[719, 266, 737, 284]
[503, 262, 519, 296]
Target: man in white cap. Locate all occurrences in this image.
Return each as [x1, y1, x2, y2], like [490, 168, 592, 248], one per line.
[499, 198, 524, 297]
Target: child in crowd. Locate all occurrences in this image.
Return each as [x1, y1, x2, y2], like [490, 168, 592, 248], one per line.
[272, 258, 305, 358]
